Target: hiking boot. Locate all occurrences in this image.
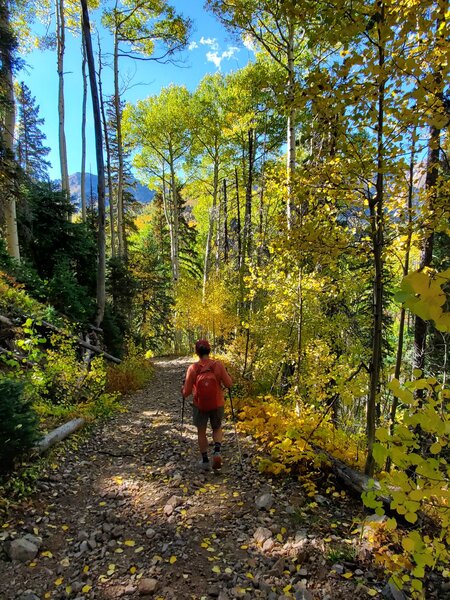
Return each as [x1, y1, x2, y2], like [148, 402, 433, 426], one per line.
[199, 460, 211, 471]
[212, 452, 222, 470]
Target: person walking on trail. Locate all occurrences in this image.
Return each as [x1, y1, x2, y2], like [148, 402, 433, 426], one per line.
[182, 339, 233, 471]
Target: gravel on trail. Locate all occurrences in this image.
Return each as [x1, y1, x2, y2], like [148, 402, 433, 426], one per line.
[0, 357, 388, 600]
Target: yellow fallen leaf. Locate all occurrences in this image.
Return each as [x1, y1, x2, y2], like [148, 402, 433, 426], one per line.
[99, 575, 108, 583]
[342, 572, 353, 579]
[124, 540, 135, 546]
[29, 562, 37, 568]
[115, 548, 124, 553]
[82, 585, 92, 593]
[44, 594, 51, 599]
[201, 542, 209, 548]
[323, 538, 332, 542]
[99, 501, 106, 507]
[240, 545, 248, 549]
[41, 551, 53, 558]
[83, 565, 89, 573]
[60, 558, 70, 567]
[61, 525, 69, 531]
[65, 586, 72, 594]
[108, 563, 116, 571]
[130, 566, 137, 574]
[246, 572, 254, 579]
[225, 567, 232, 574]
[169, 556, 177, 564]
[212, 566, 221, 574]
[367, 589, 378, 597]
[54, 578, 63, 586]
[33, 527, 39, 535]
[281, 527, 287, 534]
[135, 546, 144, 553]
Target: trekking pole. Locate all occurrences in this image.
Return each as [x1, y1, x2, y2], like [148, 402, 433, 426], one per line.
[180, 395, 185, 441]
[228, 388, 243, 469]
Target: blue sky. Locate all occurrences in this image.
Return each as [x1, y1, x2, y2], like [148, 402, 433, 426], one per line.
[20, 1, 254, 180]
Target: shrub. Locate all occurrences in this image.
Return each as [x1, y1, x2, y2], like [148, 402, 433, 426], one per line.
[0, 379, 41, 474]
[106, 341, 154, 394]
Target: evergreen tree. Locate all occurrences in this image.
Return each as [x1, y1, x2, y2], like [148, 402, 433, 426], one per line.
[15, 82, 51, 181]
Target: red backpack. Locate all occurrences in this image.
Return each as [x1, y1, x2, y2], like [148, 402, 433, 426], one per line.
[194, 361, 219, 411]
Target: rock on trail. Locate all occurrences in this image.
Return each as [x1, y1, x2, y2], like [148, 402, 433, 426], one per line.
[0, 357, 383, 599]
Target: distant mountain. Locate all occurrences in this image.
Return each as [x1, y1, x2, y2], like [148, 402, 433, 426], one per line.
[68, 172, 155, 206]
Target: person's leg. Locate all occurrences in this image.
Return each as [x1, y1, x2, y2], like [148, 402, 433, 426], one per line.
[210, 407, 224, 469]
[197, 426, 208, 454]
[193, 406, 210, 469]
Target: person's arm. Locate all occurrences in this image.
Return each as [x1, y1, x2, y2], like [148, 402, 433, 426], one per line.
[182, 364, 197, 398]
[218, 361, 232, 389]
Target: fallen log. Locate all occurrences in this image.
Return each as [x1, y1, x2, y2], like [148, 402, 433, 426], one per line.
[41, 320, 121, 364]
[35, 418, 86, 454]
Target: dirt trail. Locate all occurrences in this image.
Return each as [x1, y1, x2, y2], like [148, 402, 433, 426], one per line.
[0, 357, 381, 600]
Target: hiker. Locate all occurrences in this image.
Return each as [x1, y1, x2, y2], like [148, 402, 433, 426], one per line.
[182, 339, 233, 470]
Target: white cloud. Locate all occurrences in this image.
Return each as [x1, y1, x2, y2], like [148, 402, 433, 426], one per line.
[206, 46, 240, 69]
[188, 41, 199, 50]
[200, 36, 219, 51]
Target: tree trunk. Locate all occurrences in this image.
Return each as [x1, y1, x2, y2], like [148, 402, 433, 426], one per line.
[81, 0, 106, 327]
[389, 130, 415, 446]
[169, 148, 179, 282]
[113, 29, 125, 258]
[223, 178, 229, 263]
[202, 156, 219, 299]
[56, 0, 69, 197]
[80, 35, 87, 222]
[0, 1, 20, 261]
[235, 166, 242, 270]
[98, 38, 115, 257]
[365, 4, 385, 477]
[286, 18, 296, 230]
[243, 128, 254, 264]
[413, 125, 440, 376]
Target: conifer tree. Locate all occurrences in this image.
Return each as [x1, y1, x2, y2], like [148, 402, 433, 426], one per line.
[15, 82, 51, 181]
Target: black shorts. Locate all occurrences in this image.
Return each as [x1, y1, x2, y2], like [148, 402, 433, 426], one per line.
[192, 405, 224, 429]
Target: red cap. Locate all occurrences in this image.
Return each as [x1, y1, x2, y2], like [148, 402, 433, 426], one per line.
[195, 339, 211, 354]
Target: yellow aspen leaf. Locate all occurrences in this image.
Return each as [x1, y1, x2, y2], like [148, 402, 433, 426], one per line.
[61, 525, 69, 531]
[130, 566, 137, 574]
[60, 557, 70, 567]
[283, 584, 292, 593]
[323, 537, 332, 542]
[33, 527, 39, 535]
[367, 589, 378, 596]
[225, 567, 232, 574]
[44, 594, 51, 599]
[342, 572, 353, 578]
[29, 562, 37, 568]
[240, 545, 248, 549]
[201, 542, 209, 548]
[124, 540, 135, 546]
[54, 578, 63, 586]
[41, 551, 53, 558]
[212, 566, 221, 574]
[169, 556, 177, 564]
[405, 512, 418, 524]
[82, 585, 92, 593]
[99, 575, 108, 583]
[83, 565, 89, 573]
[246, 572, 254, 579]
[115, 548, 124, 553]
[281, 527, 287, 534]
[430, 442, 442, 454]
[65, 586, 72, 594]
[276, 534, 283, 542]
[135, 546, 144, 553]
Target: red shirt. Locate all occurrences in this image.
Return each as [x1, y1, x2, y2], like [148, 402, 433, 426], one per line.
[182, 358, 232, 407]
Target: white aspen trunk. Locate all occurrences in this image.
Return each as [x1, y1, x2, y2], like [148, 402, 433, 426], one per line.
[98, 39, 115, 256]
[169, 153, 179, 281]
[161, 162, 175, 278]
[286, 19, 296, 230]
[0, 1, 20, 261]
[81, 35, 87, 222]
[56, 0, 69, 197]
[113, 29, 125, 257]
[202, 157, 219, 300]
